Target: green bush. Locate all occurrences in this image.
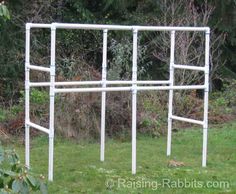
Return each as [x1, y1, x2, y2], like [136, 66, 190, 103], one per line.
[210, 79, 236, 116]
[30, 89, 49, 105]
[0, 105, 23, 123]
[0, 145, 47, 194]
[0, 3, 10, 20]
[0, 109, 7, 122]
[108, 37, 151, 80]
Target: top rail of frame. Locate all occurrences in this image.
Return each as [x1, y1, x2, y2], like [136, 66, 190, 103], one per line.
[26, 23, 52, 29]
[26, 23, 210, 32]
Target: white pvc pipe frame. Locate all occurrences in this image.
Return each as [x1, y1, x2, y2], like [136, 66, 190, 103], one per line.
[25, 23, 210, 181]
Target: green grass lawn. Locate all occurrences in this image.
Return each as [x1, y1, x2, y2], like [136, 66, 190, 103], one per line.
[14, 121, 236, 193]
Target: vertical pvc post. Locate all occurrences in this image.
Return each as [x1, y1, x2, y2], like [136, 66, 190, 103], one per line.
[167, 31, 175, 156]
[132, 28, 138, 174]
[48, 24, 56, 181]
[202, 28, 210, 167]
[100, 29, 108, 161]
[25, 24, 31, 168]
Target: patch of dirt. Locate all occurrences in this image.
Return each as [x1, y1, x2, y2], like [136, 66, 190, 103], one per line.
[168, 160, 185, 167]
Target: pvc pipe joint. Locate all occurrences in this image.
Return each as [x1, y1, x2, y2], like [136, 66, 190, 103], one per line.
[205, 27, 210, 34]
[131, 85, 137, 93]
[132, 28, 138, 33]
[26, 23, 31, 30]
[50, 66, 56, 76]
[51, 23, 57, 31]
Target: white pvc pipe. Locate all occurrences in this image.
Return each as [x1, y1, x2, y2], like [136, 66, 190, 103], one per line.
[131, 28, 138, 175]
[29, 82, 51, 87]
[171, 115, 204, 125]
[55, 87, 132, 93]
[54, 85, 205, 93]
[107, 80, 170, 85]
[27, 65, 50, 72]
[29, 80, 170, 87]
[100, 29, 108, 162]
[202, 29, 210, 167]
[136, 26, 209, 32]
[29, 81, 102, 87]
[167, 31, 175, 156]
[53, 23, 209, 32]
[56, 81, 101, 85]
[26, 121, 50, 134]
[27, 23, 210, 32]
[173, 64, 206, 71]
[54, 23, 131, 30]
[48, 26, 56, 181]
[138, 85, 206, 91]
[27, 23, 52, 29]
[25, 25, 30, 168]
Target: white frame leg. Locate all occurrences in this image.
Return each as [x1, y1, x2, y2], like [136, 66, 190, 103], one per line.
[48, 24, 56, 181]
[100, 29, 108, 161]
[167, 30, 175, 156]
[132, 28, 138, 174]
[25, 24, 31, 168]
[202, 29, 210, 167]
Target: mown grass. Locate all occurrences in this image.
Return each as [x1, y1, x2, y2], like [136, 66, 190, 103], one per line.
[14, 121, 236, 193]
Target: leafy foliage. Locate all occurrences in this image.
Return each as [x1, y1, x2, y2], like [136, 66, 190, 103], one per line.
[108, 37, 151, 80]
[208, 0, 236, 76]
[0, 144, 47, 194]
[0, 2, 10, 21]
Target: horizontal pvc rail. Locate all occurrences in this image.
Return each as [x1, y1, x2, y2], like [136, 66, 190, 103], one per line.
[107, 80, 170, 85]
[55, 87, 132, 93]
[171, 115, 204, 125]
[27, 65, 50, 72]
[29, 81, 102, 87]
[29, 80, 170, 87]
[53, 23, 209, 32]
[137, 85, 205, 91]
[173, 64, 206, 71]
[54, 85, 205, 93]
[27, 23, 51, 29]
[26, 121, 50, 134]
[27, 23, 209, 32]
